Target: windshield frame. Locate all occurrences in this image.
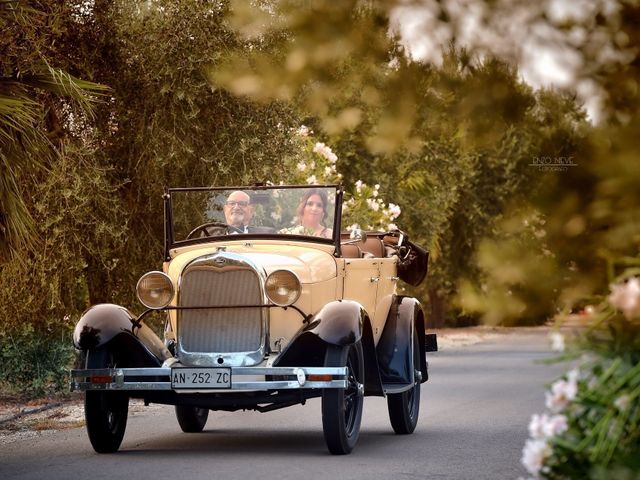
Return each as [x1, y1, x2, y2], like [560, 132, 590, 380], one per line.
[163, 184, 344, 260]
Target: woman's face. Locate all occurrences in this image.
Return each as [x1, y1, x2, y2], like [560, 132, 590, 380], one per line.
[302, 194, 324, 227]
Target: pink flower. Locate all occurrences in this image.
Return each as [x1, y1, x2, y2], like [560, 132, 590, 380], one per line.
[543, 414, 568, 437]
[545, 375, 578, 412]
[608, 277, 640, 319]
[313, 142, 326, 154]
[522, 439, 551, 476]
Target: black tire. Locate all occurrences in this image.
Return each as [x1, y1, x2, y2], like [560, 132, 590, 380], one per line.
[175, 405, 209, 433]
[84, 347, 129, 453]
[321, 341, 365, 455]
[387, 332, 421, 434]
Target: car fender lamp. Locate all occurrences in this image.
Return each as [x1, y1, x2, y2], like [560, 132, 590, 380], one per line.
[136, 271, 174, 309]
[265, 270, 301, 306]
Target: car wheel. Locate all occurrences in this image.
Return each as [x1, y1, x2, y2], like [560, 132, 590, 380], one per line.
[175, 405, 209, 432]
[321, 341, 365, 455]
[84, 347, 129, 453]
[387, 333, 421, 434]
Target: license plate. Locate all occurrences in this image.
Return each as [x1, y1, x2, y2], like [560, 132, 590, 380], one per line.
[171, 367, 232, 389]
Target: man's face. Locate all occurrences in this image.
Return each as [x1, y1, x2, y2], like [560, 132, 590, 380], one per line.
[224, 191, 254, 227]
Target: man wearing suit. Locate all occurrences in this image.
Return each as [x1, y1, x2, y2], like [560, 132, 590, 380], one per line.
[224, 191, 274, 234]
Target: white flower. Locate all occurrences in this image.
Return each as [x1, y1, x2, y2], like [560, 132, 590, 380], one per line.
[528, 413, 569, 442]
[614, 394, 631, 412]
[347, 223, 359, 232]
[342, 203, 348, 213]
[366, 198, 380, 211]
[372, 189, 378, 197]
[355, 180, 363, 193]
[313, 142, 326, 154]
[528, 414, 549, 440]
[324, 166, 333, 176]
[388, 203, 401, 219]
[522, 439, 552, 476]
[545, 375, 578, 412]
[270, 211, 281, 222]
[608, 277, 640, 319]
[567, 368, 580, 384]
[296, 125, 310, 136]
[388, 223, 398, 231]
[550, 332, 565, 352]
[296, 161, 307, 172]
[306, 175, 317, 184]
[374, 184, 380, 190]
[544, 415, 568, 438]
[312, 142, 338, 163]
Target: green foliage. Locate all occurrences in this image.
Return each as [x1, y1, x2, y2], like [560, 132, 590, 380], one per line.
[275, 127, 401, 231]
[1, 0, 304, 397]
[523, 278, 640, 479]
[0, 0, 108, 262]
[0, 144, 127, 394]
[0, 324, 74, 397]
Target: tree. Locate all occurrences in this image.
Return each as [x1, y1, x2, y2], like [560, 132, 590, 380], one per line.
[0, 0, 304, 395]
[0, 0, 107, 262]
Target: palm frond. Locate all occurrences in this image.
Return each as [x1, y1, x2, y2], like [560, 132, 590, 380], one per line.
[0, 94, 41, 144]
[18, 61, 110, 115]
[0, 151, 36, 262]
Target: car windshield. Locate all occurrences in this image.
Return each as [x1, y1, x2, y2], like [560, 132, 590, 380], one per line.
[169, 185, 340, 244]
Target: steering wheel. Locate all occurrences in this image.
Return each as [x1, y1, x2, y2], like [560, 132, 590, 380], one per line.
[186, 222, 243, 239]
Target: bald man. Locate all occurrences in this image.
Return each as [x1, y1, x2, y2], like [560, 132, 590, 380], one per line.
[223, 191, 274, 234]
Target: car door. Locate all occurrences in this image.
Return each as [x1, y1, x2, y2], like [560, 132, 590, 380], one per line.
[342, 257, 379, 329]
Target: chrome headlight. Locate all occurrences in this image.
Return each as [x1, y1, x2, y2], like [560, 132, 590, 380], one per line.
[136, 271, 174, 309]
[265, 270, 301, 306]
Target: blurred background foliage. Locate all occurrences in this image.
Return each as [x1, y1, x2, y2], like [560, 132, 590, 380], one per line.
[0, 0, 638, 402]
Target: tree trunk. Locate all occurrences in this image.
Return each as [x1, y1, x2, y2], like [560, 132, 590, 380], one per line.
[428, 287, 447, 328]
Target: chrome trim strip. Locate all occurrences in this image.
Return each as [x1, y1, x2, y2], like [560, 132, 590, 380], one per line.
[70, 367, 348, 391]
[382, 383, 416, 394]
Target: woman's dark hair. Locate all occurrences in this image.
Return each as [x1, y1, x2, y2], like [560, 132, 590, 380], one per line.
[296, 188, 329, 226]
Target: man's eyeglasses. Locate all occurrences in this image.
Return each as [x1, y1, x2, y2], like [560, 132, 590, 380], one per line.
[226, 200, 249, 208]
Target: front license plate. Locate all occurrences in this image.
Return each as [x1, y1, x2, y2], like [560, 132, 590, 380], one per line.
[171, 367, 232, 389]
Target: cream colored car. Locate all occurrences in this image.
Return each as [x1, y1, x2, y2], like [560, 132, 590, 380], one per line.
[71, 185, 436, 455]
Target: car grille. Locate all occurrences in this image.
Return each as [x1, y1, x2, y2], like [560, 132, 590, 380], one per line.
[178, 264, 264, 354]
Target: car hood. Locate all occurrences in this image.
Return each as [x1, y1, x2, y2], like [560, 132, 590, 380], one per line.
[166, 241, 337, 284]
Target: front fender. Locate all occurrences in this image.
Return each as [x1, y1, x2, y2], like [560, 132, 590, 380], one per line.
[303, 300, 365, 346]
[275, 300, 383, 395]
[73, 304, 171, 366]
[377, 296, 426, 385]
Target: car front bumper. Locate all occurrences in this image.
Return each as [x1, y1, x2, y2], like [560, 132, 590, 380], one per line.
[70, 366, 348, 392]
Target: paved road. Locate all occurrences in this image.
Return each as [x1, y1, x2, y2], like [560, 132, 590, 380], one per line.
[1, 328, 566, 480]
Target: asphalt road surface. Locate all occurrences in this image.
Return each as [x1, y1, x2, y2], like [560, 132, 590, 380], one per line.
[1, 328, 567, 480]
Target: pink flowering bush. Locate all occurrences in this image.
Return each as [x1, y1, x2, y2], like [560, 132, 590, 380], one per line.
[522, 277, 640, 479]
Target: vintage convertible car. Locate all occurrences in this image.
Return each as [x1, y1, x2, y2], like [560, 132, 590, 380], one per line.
[70, 184, 437, 455]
